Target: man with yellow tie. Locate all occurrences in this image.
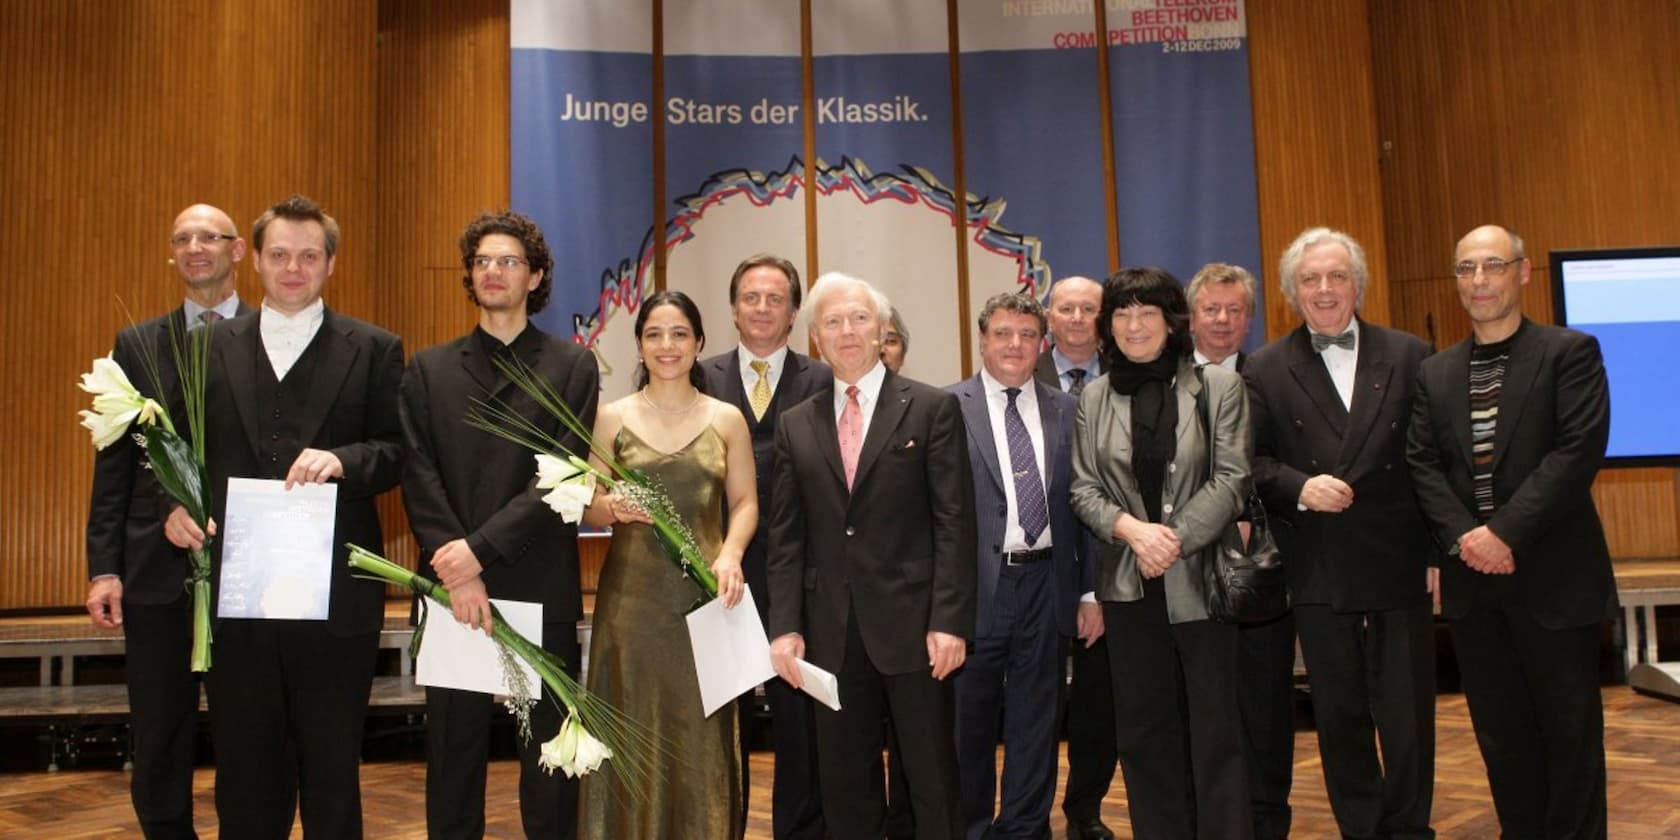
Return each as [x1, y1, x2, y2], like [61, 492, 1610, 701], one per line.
[701, 253, 831, 839]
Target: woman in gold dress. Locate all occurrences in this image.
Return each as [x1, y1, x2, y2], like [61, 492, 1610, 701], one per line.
[580, 290, 757, 838]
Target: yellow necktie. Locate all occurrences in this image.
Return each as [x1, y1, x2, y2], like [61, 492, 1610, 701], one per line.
[749, 360, 772, 421]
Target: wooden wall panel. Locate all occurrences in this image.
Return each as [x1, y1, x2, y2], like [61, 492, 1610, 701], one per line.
[0, 1, 379, 610]
[372, 0, 513, 572]
[1372, 0, 1680, 558]
[1248, 0, 1391, 341]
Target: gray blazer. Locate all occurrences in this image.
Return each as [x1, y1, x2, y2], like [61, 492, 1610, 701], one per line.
[1070, 357, 1251, 623]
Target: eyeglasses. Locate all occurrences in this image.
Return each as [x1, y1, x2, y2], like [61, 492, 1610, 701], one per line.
[471, 255, 528, 270]
[1454, 257, 1522, 278]
[170, 231, 238, 248]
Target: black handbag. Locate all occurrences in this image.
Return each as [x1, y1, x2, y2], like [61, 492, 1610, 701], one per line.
[1193, 367, 1289, 624]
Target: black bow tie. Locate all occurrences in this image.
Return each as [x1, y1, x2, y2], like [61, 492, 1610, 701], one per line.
[1311, 330, 1355, 352]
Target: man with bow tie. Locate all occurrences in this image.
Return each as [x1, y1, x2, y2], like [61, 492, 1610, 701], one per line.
[164, 195, 404, 838]
[768, 272, 976, 839]
[1242, 227, 1438, 840]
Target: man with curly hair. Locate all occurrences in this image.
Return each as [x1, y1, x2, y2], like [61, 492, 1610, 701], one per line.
[400, 210, 600, 839]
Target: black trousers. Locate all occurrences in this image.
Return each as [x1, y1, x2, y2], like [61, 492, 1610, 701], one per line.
[1451, 604, 1607, 840]
[1103, 583, 1252, 840]
[426, 621, 582, 840]
[1294, 602, 1436, 840]
[206, 621, 379, 840]
[1060, 633, 1117, 824]
[740, 634, 827, 839]
[954, 561, 1061, 839]
[124, 594, 201, 840]
[815, 606, 963, 840]
[1236, 610, 1297, 840]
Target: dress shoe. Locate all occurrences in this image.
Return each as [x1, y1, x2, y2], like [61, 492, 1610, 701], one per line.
[1067, 817, 1115, 840]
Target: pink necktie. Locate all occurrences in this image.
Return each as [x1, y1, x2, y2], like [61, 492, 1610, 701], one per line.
[839, 385, 862, 489]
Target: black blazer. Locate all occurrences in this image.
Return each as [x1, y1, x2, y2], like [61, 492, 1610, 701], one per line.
[950, 375, 1090, 637]
[768, 369, 978, 675]
[87, 304, 253, 604]
[1244, 320, 1433, 612]
[1407, 320, 1617, 628]
[202, 308, 404, 636]
[400, 327, 599, 624]
[701, 347, 831, 620]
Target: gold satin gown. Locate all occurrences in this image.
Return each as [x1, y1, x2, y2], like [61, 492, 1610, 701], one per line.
[579, 424, 744, 839]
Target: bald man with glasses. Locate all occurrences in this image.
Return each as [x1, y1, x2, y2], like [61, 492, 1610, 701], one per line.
[85, 203, 253, 839]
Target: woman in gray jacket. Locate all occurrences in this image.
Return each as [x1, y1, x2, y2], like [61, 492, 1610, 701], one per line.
[1070, 267, 1253, 839]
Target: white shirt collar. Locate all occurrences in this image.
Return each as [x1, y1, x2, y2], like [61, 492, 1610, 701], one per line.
[261, 298, 324, 330]
[736, 342, 789, 372]
[1193, 349, 1239, 370]
[979, 368, 1037, 405]
[833, 360, 887, 414]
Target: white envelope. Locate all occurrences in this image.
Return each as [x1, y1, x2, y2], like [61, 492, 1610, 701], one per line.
[216, 478, 337, 620]
[416, 598, 544, 697]
[686, 586, 776, 718]
[795, 659, 842, 711]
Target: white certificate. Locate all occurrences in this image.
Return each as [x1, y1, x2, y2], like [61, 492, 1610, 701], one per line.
[416, 599, 544, 697]
[216, 478, 337, 620]
[686, 586, 776, 718]
[794, 659, 842, 712]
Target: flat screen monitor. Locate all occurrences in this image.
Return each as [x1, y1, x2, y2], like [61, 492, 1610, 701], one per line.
[1550, 246, 1680, 466]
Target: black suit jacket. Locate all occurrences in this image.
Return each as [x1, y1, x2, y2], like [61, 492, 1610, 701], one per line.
[203, 308, 404, 636]
[1407, 320, 1617, 628]
[400, 327, 599, 624]
[950, 375, 1090, 638]
[1244, 320, 1432, 612]
[702, 347, 831, 621]
[768, 369, 978, 675]
[87, 303, 254, 604]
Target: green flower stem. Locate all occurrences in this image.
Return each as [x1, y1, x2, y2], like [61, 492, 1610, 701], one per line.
[189, 582, 212, 671]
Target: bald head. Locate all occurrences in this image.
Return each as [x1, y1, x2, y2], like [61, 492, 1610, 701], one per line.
[169, 203, 246, 305]
[1047, 275, 1104, 363]
[1453, 223, 1531, 343]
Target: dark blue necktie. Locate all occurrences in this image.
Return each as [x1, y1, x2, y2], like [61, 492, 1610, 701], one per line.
[1004, 387, 1049, 544]
[1066, 367, 1087, 396]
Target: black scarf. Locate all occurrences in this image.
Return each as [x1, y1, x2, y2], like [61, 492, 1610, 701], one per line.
[1109, 353, 1179, 523]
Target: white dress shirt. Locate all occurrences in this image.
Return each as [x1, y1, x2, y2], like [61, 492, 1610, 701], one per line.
[1193, 349, 1239, 371]
[1314, 319, 1359, 410]
[832, 360, 887, 442]
[260, 299, 325, 380]
[736, 343, 790, 397]
[981, 370, 1051, 552]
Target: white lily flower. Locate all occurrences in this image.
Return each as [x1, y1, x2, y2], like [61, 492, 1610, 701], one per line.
[570, 722, 613, 775]
[533, 453, 596, 522]
[78, 355, 139, 400]
[79, 407, 141, 450]
[539, 714, 612, 778]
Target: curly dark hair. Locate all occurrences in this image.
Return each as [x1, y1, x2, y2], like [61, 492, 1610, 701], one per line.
[1096, 266, 1192, 367]
[458, 210, 554, 314]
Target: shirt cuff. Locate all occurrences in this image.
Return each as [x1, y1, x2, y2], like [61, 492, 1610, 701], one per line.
[1081, 591, 1097, 603]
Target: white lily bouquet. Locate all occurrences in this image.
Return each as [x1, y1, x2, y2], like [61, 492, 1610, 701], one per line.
[466, 355, 719, 601]
[345, 545, 658, 784]
[77, 321, 216, 671]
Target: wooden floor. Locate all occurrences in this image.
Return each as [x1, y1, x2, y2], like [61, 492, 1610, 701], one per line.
[2, 689, 1677, 838]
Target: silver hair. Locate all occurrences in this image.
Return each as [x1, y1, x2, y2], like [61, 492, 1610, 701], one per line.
[805, 271, 893, 327]
[886, 307, 910, 353]
[1509, 231, 1526, 260]
[1186, 262, 1257, 312]
[1278, 227, 1368, 311]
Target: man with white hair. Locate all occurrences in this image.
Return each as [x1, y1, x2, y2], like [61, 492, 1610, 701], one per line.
[768, 272, 977, 839]
[1243, 228, 1437, 839]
